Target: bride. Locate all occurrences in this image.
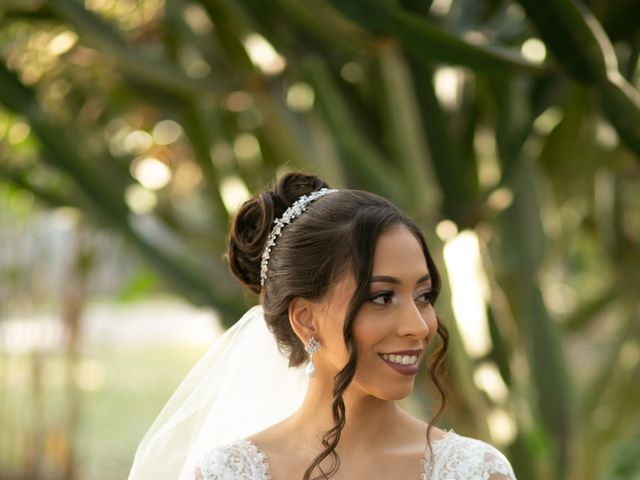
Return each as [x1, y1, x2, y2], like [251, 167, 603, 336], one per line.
[129, 172, 517, 479]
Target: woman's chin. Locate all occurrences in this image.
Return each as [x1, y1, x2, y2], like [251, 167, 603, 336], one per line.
[390, 386, 414, 401]
[372, 382, 415, 401]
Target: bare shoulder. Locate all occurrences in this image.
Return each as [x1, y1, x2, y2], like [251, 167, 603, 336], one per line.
[245, 423, 282, 452]
[246, 418, 305, 455]
[246, 422, 314, 479]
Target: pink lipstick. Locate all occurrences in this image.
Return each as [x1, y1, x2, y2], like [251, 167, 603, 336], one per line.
[377, 352, 421, 376]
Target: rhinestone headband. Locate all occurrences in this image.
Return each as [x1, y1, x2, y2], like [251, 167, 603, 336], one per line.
[260, 187, 338, 287]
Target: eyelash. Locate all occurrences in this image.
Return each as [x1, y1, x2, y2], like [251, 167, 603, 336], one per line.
[369, 290, 434, 306]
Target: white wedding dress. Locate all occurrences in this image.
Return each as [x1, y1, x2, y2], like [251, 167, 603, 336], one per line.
[129, 307, 518, 480]
[194, 428, 517, 479]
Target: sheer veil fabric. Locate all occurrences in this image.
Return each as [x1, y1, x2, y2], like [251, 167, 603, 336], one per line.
[128, 305, 309, 480]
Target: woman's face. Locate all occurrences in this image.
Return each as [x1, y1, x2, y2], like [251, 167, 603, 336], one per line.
[316, 224, 438, 401]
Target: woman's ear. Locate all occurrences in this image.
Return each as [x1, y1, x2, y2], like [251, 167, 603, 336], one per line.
[288, 297, 318, 343]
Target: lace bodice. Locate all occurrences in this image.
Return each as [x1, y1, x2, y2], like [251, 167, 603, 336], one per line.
[195, 429, 517, 479]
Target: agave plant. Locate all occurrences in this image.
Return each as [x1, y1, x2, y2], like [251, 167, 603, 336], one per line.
[0, 1, 639, 479]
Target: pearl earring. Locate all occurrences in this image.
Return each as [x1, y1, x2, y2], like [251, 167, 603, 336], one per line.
[304, 337, 320, 378]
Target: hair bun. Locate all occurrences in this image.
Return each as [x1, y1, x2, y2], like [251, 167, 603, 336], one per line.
[227, 172, 329, 294]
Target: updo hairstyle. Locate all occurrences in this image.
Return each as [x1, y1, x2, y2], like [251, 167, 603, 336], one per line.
[227, 172, 449, 480]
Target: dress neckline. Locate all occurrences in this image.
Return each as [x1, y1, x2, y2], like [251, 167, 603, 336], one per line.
[239, 428, 457, 479]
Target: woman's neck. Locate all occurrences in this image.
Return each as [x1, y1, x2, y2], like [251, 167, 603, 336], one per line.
[275, 376, 424, 457]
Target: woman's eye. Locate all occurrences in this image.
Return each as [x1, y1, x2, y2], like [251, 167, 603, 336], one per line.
[416, 290, 434, 304]
[370, 291, 394, 305]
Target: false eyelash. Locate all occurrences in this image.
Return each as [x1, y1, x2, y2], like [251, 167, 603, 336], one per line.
[416, 290, 435, 303]
[369, 290, 436, 306]
[369, 290, 394, 305]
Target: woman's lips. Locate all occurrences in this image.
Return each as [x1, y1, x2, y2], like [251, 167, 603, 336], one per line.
[380, 349, 422, 356]
[377, 353, 420, 376]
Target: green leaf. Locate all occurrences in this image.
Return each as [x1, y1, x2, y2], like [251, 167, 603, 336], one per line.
[301, 56, 406, 205]
[376, 46, 442, 215]
[328, 0, 544, 74]
[50, 0, 227, 97]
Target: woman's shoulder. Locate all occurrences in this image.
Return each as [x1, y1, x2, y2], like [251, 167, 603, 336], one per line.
[427, 429, 517, 479]
[195, 439, 271, 480]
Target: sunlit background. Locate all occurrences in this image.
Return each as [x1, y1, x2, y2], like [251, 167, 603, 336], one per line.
[1, 0, 640, 479]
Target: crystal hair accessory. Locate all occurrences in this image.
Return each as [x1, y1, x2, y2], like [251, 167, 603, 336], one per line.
[304, 336, 321, 378]
[260, 187, 338, 287]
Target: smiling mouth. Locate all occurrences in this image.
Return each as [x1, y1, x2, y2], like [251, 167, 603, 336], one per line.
[377, 353, 420, 376]
[379, 353, 419, 365]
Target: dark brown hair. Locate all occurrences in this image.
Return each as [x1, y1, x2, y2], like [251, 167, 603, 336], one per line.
[228, 172, 449, 480]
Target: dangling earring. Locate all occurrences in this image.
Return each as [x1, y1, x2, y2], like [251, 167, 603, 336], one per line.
[304, 337, 320, 378]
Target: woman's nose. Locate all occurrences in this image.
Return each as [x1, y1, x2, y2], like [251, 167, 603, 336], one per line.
[397, 300, 431, 338]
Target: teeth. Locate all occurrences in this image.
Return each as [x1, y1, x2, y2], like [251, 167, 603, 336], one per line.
[381, 354, 418, 365]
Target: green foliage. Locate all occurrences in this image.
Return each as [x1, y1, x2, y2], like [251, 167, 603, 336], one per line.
[1, 0, 639, 479]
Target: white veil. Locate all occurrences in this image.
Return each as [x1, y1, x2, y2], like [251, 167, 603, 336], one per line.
[128, 305, 310, 479]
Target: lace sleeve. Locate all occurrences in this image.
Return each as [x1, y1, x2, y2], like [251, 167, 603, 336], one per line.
[429, 432, 517, 480]
[483, 447, 517, 479]
[194, 440, 271, 480]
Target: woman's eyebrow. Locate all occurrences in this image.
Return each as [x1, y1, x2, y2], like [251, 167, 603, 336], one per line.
[370, 273, 432, 285]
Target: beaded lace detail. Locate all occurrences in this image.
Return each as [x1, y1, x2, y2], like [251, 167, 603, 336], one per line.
[421, 430, 517, 479]
[259, 188, 337, 286]
[199, 439, 271, 480]
[196, 429, 517, 479]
